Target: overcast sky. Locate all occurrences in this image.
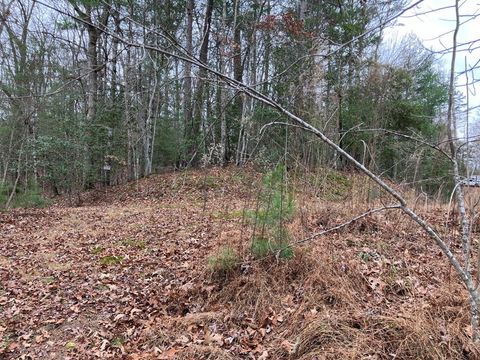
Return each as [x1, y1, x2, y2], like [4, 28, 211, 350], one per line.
[385, 0, 480, 133]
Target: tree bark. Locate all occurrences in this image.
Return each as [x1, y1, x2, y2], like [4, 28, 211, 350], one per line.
[183, 0, 194, 152]
[218, 0, 228, 166]
[190, 0, 214, 164]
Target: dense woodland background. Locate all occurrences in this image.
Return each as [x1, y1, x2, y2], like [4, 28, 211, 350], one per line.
[0, 0, 474, 208]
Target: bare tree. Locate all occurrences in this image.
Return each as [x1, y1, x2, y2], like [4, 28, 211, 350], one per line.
[68, 1, 110, 124]
[190, 0, 214, 163]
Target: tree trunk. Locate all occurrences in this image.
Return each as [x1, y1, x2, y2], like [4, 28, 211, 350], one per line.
[183, 0, 194, 153]
[218, 0, 228, 166]
[191, 0, 214, 164]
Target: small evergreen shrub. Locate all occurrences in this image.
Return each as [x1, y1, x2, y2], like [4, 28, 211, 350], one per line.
[14, 185, 48, 208]
[251, 236, 294, 259]
[208, 246, 238, 273]
[249, 165, 295, 259]
[251, 237, 270, 258]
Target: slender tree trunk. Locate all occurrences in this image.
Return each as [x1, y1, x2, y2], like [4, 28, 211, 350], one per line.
[85, 10, 99, 124]
[183, 0, 194, 151]
[191, 0, 214, 164]
[1, 128, 15, 186]
[111, 6, 121, 101]
[124, 3, 134, 180]
[445, 0, 478, 342]
[6, 142, 23, 209]
[233, 0, 246, 165]
[219, 0, 228, 166]
[144, 73, 157, 176]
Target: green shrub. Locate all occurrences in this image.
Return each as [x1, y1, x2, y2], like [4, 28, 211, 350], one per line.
[0, 184, 8, 208]
[15, 185, 48, 208]
[208, 246, 238, 273]
[1, 183, 48, 209]
[251, 237, 270, 258]
[251, 236, 294, 259]
[99, 255, 124, 266]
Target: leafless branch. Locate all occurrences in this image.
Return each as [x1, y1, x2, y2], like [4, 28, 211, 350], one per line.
[345, 128, 453, 162]
[295, 204, 402, 245]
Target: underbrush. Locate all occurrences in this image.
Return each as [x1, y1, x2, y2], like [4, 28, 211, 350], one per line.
[250, 236, 294, 259]
[208, 246, 238, 274]
[204, 239, 478, 359]
[203, 179, 479, 358]
[0, 183, 48, 209]
[4, 165, 480, 358]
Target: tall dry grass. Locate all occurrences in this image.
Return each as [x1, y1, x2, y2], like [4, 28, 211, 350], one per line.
[205, 167, 480, 359]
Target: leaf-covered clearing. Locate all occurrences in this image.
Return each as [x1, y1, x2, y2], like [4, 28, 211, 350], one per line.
[1, 168, 478, 359]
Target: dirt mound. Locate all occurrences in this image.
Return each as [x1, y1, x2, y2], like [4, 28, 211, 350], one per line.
[53, 166, 259, 207]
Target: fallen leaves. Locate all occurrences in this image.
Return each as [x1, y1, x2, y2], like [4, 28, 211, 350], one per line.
[0, 170, 254, 358]
[159, 347, 179, 359]
[0, 168, 477, 358]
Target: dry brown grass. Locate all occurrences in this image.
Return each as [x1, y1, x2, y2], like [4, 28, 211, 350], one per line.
[207, 237, 477, 358]
[81, 168, 480, 358]
[204, 166, 480, 358]
[271, 251, 478, 358]
[176, 345, 236, 360]
[210, 249, 316, 319]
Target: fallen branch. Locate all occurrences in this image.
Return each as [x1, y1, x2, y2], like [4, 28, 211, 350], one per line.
[295, 204, 402, 245]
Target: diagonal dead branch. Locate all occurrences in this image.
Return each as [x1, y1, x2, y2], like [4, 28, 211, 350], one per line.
[295, 204, 402, 245]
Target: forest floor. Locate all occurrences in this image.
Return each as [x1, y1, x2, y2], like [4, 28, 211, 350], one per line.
[1, 167, 479, 359]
